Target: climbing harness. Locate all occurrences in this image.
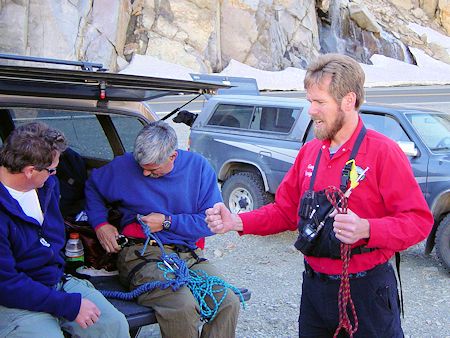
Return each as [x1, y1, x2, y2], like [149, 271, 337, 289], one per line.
[100, 214, 245, 322]
[295, 126, 371, 257]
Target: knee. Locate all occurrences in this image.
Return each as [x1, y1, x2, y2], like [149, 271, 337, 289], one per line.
[172, 301, 199, 319]
[218, 290, 241, 315]
[96, 309, 129, 335]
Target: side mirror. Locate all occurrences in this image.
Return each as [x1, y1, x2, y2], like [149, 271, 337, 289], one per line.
[397, 141, 418, 157]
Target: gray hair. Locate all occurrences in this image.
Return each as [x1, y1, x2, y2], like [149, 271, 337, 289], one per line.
[133, 121, 178, 165]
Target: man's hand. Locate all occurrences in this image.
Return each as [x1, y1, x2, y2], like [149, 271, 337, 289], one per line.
[205, 202, 243, 233]
[140, 213, 165, 232]
[95, 223, 121, 253]
[332, 208, 370, 244]
[75, 298, 101, 329]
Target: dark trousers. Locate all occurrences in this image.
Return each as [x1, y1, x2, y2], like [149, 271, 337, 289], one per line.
[299, 262, 403, 338]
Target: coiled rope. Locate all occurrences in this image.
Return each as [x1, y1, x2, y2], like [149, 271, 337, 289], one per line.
[325, 186, 358, 338]
[100, 214, 245, 321]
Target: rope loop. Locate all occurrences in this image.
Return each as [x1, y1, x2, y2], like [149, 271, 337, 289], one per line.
[325, 186, 358, 338]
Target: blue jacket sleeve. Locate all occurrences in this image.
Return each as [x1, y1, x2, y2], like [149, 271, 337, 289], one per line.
[84, 168, 111, 228]
[0, 236, 81, 320]
[169, 159, 222, 240]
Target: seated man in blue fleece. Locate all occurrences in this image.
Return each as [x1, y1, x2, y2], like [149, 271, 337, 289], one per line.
[85, 120, 240, 338]
[0, 122, 129, 338]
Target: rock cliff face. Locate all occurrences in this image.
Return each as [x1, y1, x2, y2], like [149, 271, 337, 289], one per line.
[0, 0, 449, 72]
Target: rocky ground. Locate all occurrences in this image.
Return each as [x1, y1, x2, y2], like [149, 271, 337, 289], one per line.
[138, 230, 449, 337]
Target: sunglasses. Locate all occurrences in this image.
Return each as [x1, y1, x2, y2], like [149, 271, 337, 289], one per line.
[35, 167, 57, 175]
[44, 168, 57, 174]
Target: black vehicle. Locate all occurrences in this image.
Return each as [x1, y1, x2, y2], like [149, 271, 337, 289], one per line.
[188, 81, 450, 271]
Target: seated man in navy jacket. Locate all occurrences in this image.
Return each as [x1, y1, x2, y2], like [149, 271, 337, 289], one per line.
[85, 121, 240, 338]
[0, 122, 129, 338]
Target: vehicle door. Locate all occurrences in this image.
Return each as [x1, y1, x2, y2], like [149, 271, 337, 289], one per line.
[359, 110, 429, 196]
[403, 112, 450, 210]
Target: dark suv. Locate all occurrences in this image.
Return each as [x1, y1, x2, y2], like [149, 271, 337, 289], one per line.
[189, 88, 450, 271]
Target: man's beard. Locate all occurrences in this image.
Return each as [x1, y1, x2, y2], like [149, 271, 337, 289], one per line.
[313, 109, 345, 140]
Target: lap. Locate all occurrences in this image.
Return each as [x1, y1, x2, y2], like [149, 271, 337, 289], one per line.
[62, 276, 121, 313]
[117, 245, 238, 309]
[0, 306, 64, 338]
[0, 277, 128, 338]
[60, 276, 129, 337]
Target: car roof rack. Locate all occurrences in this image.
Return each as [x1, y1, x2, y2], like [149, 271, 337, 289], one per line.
[0, 53, 107, 71]
[0, 54, 231, 101]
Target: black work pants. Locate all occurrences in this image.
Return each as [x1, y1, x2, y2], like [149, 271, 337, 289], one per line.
[299, 262, 403, 338]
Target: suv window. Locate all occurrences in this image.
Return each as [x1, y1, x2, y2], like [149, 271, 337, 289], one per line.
[305, 112, 411, 143]
[406, 112, 450, 149]
[256, 107, 298, 133]
[207, 104, 299, 133]
[11, 108, 114, 160]
[360, 113, 410, 142]
[207, 104, 253, 128]
[110, 115, 145, 152]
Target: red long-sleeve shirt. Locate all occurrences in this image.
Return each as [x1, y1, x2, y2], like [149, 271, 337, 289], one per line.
[240, 119, 433, 274]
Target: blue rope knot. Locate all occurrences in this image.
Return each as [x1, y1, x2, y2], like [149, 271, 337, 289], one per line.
[100, 214, 246, 321]
[188, 269, 246, 322]
[157, 253, 190, 291]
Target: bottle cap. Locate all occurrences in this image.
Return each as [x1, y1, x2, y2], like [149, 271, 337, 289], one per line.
[69, 232, 80, 239]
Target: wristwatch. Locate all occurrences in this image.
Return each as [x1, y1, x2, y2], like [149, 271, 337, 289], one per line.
[162, 215, 171, 230]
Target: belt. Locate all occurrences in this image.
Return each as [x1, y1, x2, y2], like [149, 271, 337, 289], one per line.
[124, 237, 191, 252]
[304, 260, 389, 281]
[124, 237, 157, 247]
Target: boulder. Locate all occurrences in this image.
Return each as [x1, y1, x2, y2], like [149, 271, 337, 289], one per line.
[348, 2, 382, 33]
[419, 0, 438, 19]
[0, 0, 28, 55]
[27, 0, 81, 62]
[391, 0, 412, 10]
[81, 0, 131, 70]
[438, 1, 450, 34]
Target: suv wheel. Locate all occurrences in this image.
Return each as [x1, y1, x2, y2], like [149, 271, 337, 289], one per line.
[435, 214, 450, 271]
[222, 172, 273, 213]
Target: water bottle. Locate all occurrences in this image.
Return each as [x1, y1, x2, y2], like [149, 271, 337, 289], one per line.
[65, 232, 84, 274]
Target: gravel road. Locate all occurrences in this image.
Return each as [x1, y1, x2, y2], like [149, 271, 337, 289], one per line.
[139, 231, 449, 338]
[137, 120, 449, 338]
[203, 231, 449, 338]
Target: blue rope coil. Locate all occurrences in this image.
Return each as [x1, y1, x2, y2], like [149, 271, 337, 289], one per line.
[188, 269, 246, 321]
[100, 214, 245, 321]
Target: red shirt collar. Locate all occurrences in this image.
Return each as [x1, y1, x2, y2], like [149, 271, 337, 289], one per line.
[320, 117, 367, 156]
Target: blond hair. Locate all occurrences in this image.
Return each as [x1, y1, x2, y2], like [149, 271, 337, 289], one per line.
[304, 53, 365, 109]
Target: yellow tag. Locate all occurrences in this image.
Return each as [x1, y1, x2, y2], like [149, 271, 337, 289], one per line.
[346, 159, 359, 189]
